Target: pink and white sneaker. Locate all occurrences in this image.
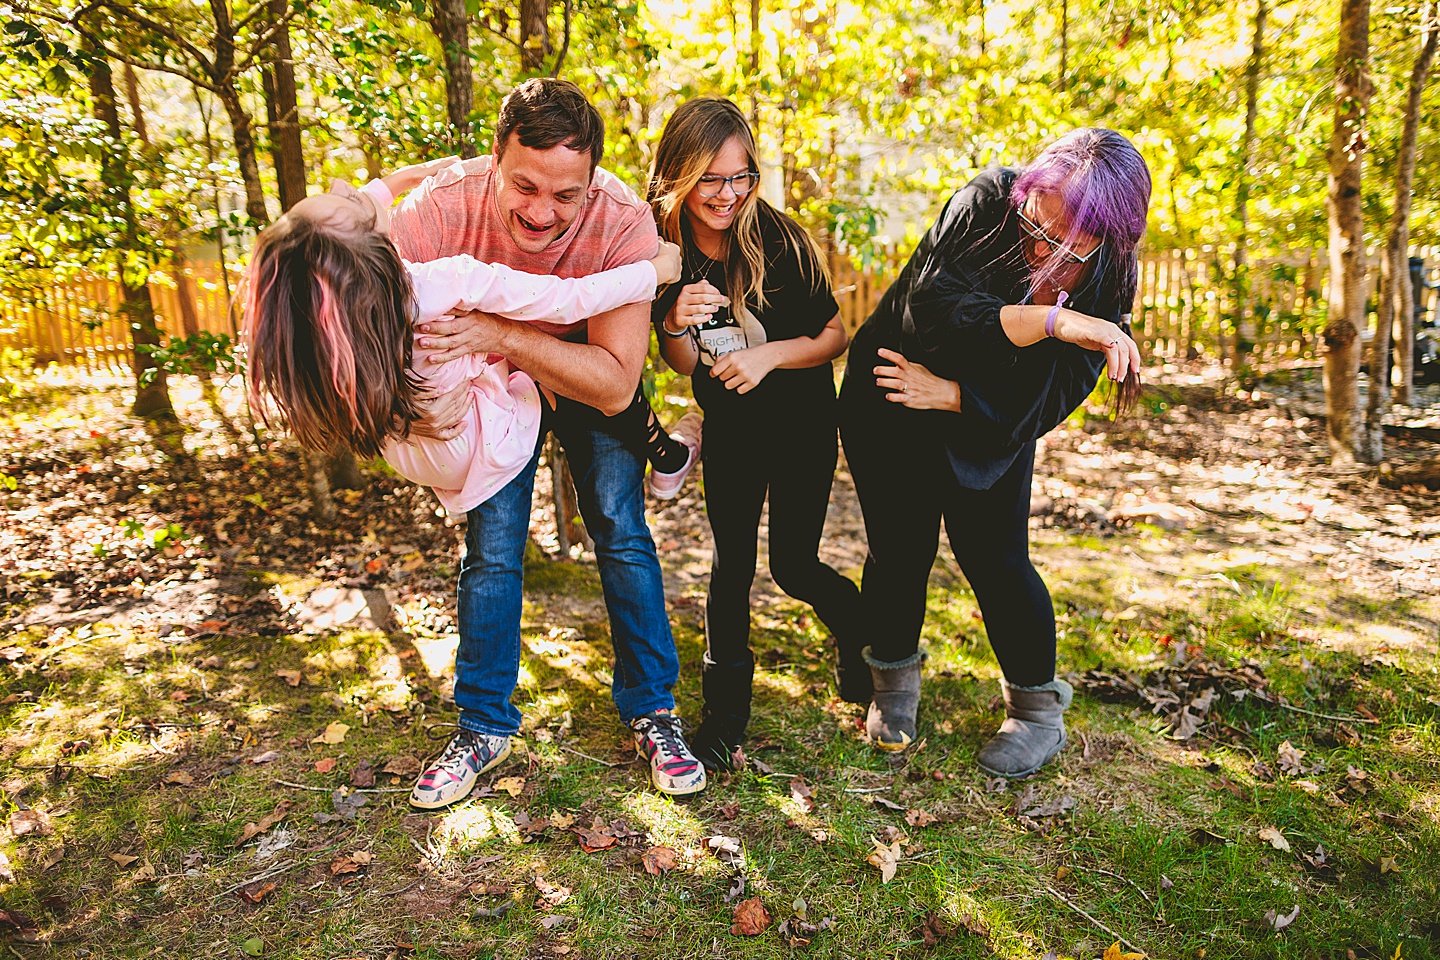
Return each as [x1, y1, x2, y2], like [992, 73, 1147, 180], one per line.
[630, 711, 706, 796]
[648, 413, 702, 500]
[409, 729, 512, 810]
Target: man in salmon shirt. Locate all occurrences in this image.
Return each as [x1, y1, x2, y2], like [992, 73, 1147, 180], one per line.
[390, 79, 706, 806]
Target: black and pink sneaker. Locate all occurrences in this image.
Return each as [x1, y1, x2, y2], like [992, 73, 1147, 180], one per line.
[408, 729, 512, 810]
[630, 712, 706, 796]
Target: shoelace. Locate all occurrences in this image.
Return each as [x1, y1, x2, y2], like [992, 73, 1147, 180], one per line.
[641, 715, 688, 759]
[437, 729, 485, 767]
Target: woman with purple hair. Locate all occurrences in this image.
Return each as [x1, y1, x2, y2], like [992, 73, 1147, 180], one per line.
[838, 128, 1149, 777]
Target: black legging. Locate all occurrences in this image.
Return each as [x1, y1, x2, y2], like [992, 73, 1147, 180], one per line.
[699, 409, 862, 725]
[839, 394, 1056, 686]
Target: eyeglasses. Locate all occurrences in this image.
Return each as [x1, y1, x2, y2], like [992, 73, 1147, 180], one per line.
[696, 172, 761, 198]
[1017, 208, 1102, 265]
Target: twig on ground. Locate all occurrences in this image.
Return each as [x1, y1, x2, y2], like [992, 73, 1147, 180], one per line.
[216, 857, 314, 898]
[272, 779, 410, 794]
[1262, 696, 1380, 725]
[559, 745, 631, 768]
[377, 878, 423, 897]
[1044, 884, 1145, 956]
[843, 786, 892, 794]
[35, 631, 123, 662]
[1086, 866, 1156, 909]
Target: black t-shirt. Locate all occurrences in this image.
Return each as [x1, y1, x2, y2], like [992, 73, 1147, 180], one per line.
[653, 205, 840, 420]
[845, 166, 1131, 489]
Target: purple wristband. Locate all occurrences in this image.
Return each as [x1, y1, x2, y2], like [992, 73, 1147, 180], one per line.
[1044, 291, 1069, 338]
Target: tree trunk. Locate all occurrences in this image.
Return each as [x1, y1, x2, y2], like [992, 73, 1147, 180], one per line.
[217, 85, 270, 229]
[1321, 0, 1371, 465]
[1233, 0, 1266, 371]
[1058, 0, 1068, 90]
[519, 0, 551, 72]
[1390, 4, 1437, 408]
[87, 37, 173, 420]
[430, 0, 476, 158]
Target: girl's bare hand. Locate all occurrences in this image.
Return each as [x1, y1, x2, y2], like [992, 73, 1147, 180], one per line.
[1055, 310, 1142, 383]
[874, 348, 962, 411]
[664, 281, 729, 333]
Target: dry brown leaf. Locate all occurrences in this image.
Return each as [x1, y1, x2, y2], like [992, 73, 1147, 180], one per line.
[493, 777, 526, 797]
[314, 757, 338, 774]
[730, 897, 772, 936]
[311, 722, 350, 745]
[330, 852, 371, 876]
[9, 809, 53, 838]
[132, 861, 156, 882]
[789, 778, 815, 813]
[573, 817, 617, 853]
[234, 800, 295, 847]
[349, 760, 376, 787]
[1102, 943, 1146, 960]
[921, 911, 956, 947]
[109, 853, 140, 867]
[274, 669, 302, 687]
[169, 690, 191, 702]
[549, 811, 577, 830]
[866, 836, 903, 883]
[1055, 865, 1072, 880]
[1277, 740, 1306, 776]
[717, 802, 741, 820]
[533, 874, 571, 906]
[163, 771, 194, 786]
[381, 756, 421, 777]
[250, 750, 281, 764]
[1379, 856, 1400, 874]
[1258, 826, 1291, 852]
[641, 846, 678, 876]
[1263, 905, 1300, 932]
[905, 808, 939, 828]
[238, 881, 277, 904]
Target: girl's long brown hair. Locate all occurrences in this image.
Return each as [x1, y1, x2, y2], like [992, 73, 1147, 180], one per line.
[646, 97, 830, 316]
[243, 212, 423, 459]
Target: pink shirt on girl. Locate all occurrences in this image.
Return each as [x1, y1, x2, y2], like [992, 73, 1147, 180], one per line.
[357, 180, 658, 513]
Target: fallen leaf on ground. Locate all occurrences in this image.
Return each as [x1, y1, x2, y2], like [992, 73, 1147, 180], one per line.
[1258, 826, 1291, 852]
[751, 756, 774, 776]
[234, 801, 294, 847]
[0, 908, 38, 933]
[311, 722, 350, 745]
[381, 756, 421, 777]
[1021, 794, 1077, 819]
[789, 778, 815, 813]
[706, 834, 743, 865]
[109, 853, 140, 867]
[9, 809, 53, 838]
[573, 818, 618, 853]
[717, 803, 741, 820]
[249, 751, 281, 764]
[539, 914, 570, 930]
[169, 691, 191, 702]
[239, 937, 264, 957]
[273, 669, 302, 687]
[549, 811, 576, 830]
[1345, 765, 1370, 793]
[723, 871, 746, 904]
[1263, 904, 1300, 932]
[533, 874, 571, 906]
[513, 811, 549, 838]
[778, 914, 835, 946]
[472, 901, 513, 920]
[866, 837, 903, 883]
[871, 796, 903, 812]
[493, 777, 525, 797]
[163, 771, 194, 786]
[237, 881, 277, 904]
[641, 846, 678, 875]
[730, 897, 771, 936]
[349, 760, 376, 787]
[330, 851, 371, 875]
[253, 828, 294, 862]
[314, 758, 337, 774]
[1102, 943, 1145, 959]
[906, 808, 939, 827]
[132, 862, 156, 882]
[1277, 741, 1306, 776]
[1055, 865, 1072, 881]
[1379, 856, 1400, 874]
[921, 911, 957, 947]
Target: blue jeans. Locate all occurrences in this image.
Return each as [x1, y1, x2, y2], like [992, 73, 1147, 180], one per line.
[452, 397, 679, 736]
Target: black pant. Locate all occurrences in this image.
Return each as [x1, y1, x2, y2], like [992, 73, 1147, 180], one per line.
[839, 395, 1056, 687]
[699, 409, 861, 728]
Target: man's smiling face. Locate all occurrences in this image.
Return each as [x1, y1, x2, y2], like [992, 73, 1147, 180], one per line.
[493, 134, 592, 254]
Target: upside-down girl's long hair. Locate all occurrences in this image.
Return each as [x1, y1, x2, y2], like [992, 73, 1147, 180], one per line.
[243, 212, 423, 459]
[646, 97, 830, 316]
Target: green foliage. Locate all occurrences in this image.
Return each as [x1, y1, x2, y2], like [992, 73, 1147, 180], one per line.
[136, 332, 239, 386]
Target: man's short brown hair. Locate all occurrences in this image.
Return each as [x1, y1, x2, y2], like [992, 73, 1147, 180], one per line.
[494, 78, 605, 174]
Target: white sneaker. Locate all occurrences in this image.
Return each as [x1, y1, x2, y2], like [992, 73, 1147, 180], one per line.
[648, 413, 702, 500]
[408, 729, 512, 810]
[630, 711, 706, 796]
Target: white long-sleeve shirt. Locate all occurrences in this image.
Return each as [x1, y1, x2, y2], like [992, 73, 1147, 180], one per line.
[357, 180, 659, 513]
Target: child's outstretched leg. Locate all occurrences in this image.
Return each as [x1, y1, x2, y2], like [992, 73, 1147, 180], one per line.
[623, 386, 701, 499]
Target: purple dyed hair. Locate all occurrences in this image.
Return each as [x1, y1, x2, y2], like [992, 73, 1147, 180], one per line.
[1012, 127, 1151, 302]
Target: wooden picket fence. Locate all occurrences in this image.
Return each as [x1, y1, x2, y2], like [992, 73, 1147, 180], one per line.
[0, 259, 241, 374]
[4, 247, 1439, 374]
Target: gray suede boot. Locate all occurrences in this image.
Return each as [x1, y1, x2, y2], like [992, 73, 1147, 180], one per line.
[976, 678, 1073, 777]
[863, 647, 925, 752]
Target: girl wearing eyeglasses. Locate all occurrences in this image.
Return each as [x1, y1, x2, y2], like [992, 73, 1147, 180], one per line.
[647, 97, 864, 771]
[838, 128, 1149, 777]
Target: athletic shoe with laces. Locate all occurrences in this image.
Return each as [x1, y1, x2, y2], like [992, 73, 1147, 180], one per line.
[408, 729, 512, 810]
[630, 711, 706, 795]
[648, 413, 703, 500]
